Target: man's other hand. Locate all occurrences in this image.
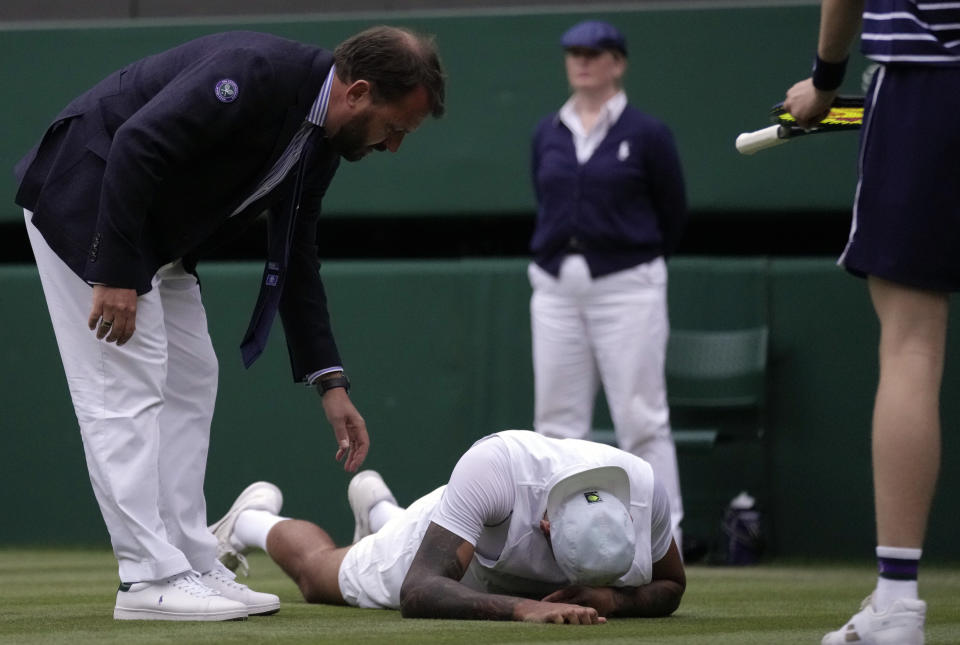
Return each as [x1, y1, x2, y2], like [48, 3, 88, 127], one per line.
[88, 285, 137, 345]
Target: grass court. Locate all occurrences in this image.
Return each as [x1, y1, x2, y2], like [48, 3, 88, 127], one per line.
[2, 549, 958, 644]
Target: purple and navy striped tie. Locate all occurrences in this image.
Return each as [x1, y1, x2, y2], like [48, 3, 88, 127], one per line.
[238, 66, 336, 367]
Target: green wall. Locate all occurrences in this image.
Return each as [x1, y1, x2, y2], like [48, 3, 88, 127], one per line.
[2, 4, 863, 222]
[4, 6, 954, 562]
[4, 258, 960, 560]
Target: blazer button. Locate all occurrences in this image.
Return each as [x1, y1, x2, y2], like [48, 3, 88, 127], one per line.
[89, 234, 101, 261]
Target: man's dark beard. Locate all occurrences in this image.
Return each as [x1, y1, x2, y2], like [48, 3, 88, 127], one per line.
[329, 111, 373, 162]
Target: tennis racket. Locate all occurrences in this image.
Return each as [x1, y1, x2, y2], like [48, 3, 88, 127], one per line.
[735, 96, 864, 155]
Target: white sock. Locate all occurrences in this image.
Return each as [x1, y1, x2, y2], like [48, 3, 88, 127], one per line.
[233, 509, 288, 552]
[369, 499, 404, 533]
[874, 545, 921, 611]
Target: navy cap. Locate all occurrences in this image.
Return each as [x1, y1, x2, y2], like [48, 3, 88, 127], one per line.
[561, 20, 627, 56]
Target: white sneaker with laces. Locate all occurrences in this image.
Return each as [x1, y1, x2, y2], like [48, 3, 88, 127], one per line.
[821, 594, 926, 645]
[347, 470, 398, 543]
[114, 570, 248, 621]
[201, 560, 280, 616]
[209, 481, 283, 576]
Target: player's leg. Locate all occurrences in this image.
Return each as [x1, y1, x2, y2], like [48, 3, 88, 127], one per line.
[271, 485, 443, 608]
[588, 258, 684, 541]
[825, 64, 957, 644]
[869, 276, 945, 577]
[265, 520, 351, 604]
[348, 470, 402, 543]
[210, 481, 349, 605]
[216, 482, 444, 609]
[529, 257, 600, 439]
[822, 277, 941, 645]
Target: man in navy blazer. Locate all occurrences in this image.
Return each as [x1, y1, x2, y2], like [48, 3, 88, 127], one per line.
[15, 26, 445, 621]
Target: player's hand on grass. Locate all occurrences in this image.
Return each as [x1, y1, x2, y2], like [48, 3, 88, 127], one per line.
[513, 598, 605, 624]
[542, 585, 617, 617]
[88, 285, 137, 346]
[321, 388, 369, 472]
[783, 78, 836, 129]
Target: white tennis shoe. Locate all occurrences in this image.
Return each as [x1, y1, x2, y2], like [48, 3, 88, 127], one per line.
[201, 560, 280, 616]
[821, 594, 926, 645]
[113, 570, 248, 621]
[208, 481, 283, 576]
[347, 470, 397, 543]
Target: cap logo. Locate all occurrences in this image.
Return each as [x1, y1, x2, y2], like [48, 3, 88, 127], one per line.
[584, 491, 602, 503]
[215, 79, 239, 103]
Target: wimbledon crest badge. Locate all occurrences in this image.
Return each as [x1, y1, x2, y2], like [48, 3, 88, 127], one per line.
[215, 79, 239, 103]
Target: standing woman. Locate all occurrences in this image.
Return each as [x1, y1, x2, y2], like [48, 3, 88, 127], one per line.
[528, 20, 687, 544]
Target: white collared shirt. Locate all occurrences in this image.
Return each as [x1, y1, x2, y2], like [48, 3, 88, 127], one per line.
[433, 430, 671, 595]
[558, 90, 627, 164]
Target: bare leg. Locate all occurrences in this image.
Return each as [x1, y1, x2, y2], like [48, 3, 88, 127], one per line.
[265, 520, 352, 605]
[868, 276, 947, 547]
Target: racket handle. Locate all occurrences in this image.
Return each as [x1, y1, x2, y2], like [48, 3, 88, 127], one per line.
[735, 125, 788, 155]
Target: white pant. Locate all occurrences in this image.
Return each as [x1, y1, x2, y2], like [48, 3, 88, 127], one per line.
[26, 211, 219, 582]
[529, 255, 684, 536]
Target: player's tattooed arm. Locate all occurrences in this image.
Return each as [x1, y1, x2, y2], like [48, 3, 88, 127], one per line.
[399, 522, 603, 623]
[399, 522, 521, 620]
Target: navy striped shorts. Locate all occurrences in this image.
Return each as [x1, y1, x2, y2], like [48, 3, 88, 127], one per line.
[839, 64, 960, 291]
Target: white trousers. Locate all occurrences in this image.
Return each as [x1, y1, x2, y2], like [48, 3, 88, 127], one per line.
[529, 255, 684, 536]
[26, 211, 219, 583]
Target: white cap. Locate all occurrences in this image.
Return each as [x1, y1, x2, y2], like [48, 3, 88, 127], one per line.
[546, 465, 635, 585]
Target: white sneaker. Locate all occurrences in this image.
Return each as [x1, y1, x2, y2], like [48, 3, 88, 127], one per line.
[209, 481, 283, 576]
[201, 560, 280, 616]
[114, 570, 248, 621]
[347, 470, 397, 543]
[822, 594, 926, 645]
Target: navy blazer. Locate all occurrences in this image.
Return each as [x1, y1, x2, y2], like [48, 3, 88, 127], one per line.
[15, 31, 343, 381]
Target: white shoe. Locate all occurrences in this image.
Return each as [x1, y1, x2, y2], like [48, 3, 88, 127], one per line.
[114, 570, 248, 621]
[347, 470, 398, 543]
[201, 560, 280, 616]
[822, 594, 926, 645]
[209, 481, 283, 575]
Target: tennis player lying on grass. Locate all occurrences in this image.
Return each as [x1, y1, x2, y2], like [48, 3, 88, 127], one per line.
[209, 430, 685, 624]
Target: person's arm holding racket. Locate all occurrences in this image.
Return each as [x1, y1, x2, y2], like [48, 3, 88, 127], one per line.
[783, 0, 864, 127]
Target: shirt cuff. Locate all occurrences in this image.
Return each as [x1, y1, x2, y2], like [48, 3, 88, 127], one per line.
[305, 366, 344, 385]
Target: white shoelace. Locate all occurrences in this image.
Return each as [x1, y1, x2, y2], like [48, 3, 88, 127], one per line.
[206, 564, 251, 592]
[216, 542, 251, 577]
[167, 571, 220, 598]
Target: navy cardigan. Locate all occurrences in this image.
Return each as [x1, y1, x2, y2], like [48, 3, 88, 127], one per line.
[530, 105, 687, 277]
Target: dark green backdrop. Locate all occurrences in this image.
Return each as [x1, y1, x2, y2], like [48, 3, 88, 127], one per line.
[1, 4, 863, 222]
[4, 7, 957, 562]
[4, 259, 960, 559]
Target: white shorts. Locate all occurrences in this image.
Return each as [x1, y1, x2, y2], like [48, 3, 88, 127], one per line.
[337, 486, 445, 609]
